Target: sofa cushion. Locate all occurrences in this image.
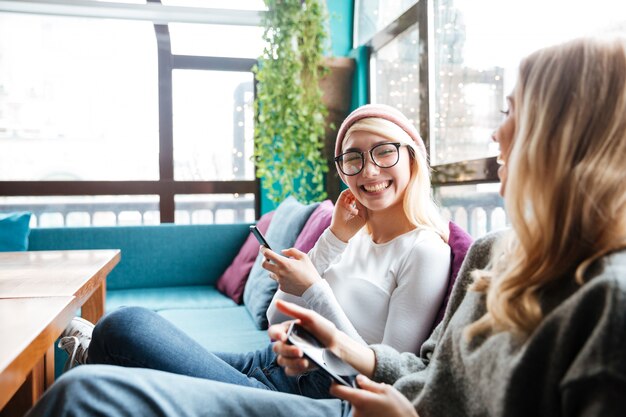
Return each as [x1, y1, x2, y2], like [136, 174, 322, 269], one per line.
[431, 221, 473, 330]
[158, 306, 270, 353]
[216, 211, 275, 304]
[107, 285, 237, 313]
[293, 200, 333, 253]
[0, 212, 32, 252]
[243, 196, 319, 329]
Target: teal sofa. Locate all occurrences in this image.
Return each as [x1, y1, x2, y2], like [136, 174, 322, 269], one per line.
[28, 224, 271, 365]
[27, 218, 473, 378]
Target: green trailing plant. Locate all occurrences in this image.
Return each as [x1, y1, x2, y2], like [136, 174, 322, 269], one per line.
[253, 0, 330, 204]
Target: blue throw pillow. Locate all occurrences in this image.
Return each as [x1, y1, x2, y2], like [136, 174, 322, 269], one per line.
[243, 196, 319, 329]
[0, 212, 32, 252]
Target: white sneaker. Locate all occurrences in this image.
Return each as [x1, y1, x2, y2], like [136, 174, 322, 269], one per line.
[58, 316, 94, 371]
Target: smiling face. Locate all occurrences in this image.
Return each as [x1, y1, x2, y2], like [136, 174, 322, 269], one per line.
[492, 93, 517, 196]
[339, 130, 412, 213]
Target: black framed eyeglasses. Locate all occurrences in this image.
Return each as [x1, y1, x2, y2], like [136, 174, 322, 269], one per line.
[334, 142, 404, 176]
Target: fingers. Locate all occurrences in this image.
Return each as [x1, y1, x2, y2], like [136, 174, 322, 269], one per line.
[267, 321, 293, 342]
[353, 375, 387, 393]
[282, 247, 305, 259]
[337, 190, 361, 216]
[272, 338, 302, 359]
[262, 257, 276, 270]
[340, 188, 355, 200]
[329, 381, 379, 406]
[338, 189, 355, 206]
[261, 247, 281, 263]
[337, 188, 351, 202]
[329, 376, 389, 406]
[329, 383, 361, 402]
[274, 300, 317, 324]
[270, 329, 312, 376]
[274, 348, 310, 375]
[261, 248, 284, 275]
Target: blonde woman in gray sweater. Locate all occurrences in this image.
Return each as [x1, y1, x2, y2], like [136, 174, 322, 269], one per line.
[270, 36, 626, 417]
[26, 36, 625, 417]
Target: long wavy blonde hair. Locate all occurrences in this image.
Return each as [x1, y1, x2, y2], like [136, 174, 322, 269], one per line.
[345, 118, 449, 242]
[466, 37, 626, 339]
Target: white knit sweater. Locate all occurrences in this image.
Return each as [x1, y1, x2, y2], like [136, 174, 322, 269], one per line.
[266, 227, 450, 354]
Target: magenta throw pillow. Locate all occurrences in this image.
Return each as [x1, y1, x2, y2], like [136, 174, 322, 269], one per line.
[430, 221, 473, 331]
[293, 199, 334, 253]
[216, 211, 275, 303]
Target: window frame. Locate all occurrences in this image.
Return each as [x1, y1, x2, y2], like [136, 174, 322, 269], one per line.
[358, 0, 500, 188]
[0, 3, 261, 223]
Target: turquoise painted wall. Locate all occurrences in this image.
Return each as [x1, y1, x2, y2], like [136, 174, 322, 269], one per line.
[327, 0, 353, 57]
[349, 45, 369, 109]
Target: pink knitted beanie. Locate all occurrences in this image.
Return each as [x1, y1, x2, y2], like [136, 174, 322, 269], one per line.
[334, 104, 426, 157]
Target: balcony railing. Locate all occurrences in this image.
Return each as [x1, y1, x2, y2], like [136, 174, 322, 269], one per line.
[0, 197, 254, 227]
[439, 193, 507, 238]
[1, 193, 505, 237]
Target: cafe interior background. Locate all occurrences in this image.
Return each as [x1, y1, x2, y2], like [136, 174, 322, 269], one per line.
[1, 1, 625, 415]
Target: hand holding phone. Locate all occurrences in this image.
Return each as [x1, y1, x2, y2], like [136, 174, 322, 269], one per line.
[250, 225, 272, 250]
[286, 322, 358, 388]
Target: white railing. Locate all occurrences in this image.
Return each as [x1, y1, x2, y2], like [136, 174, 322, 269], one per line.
[2, 194, 505, 237]
[439, 193, 507, 238]
[0, 198, 255, 227]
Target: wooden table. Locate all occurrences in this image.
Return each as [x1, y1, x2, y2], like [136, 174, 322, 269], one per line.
[0, 250, 121, 323]
[0, 249, 121, 416]
[0, 297, 75, 413]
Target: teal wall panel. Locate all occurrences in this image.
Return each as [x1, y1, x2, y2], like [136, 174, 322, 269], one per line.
[327, 0, 354, 57]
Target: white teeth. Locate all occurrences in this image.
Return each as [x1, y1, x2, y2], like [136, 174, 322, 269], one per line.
[363, 181, 390, 192]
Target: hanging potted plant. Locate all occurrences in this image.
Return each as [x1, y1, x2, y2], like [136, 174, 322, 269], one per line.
[253, 0, 332, 204]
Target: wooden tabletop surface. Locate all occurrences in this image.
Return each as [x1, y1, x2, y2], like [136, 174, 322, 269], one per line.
[0, 249, 121, 414]
[0, 250, 120, 299]
[0, 296, 76, 410]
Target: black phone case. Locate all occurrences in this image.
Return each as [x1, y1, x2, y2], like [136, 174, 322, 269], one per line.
[286, 323, 355, 388]
[249, 225, 271, 249]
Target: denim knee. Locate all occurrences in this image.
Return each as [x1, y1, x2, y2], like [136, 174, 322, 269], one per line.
[94, 305, 152, 332]
[90, 306, 155, 364]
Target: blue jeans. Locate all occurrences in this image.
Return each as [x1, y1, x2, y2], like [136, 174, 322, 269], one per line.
[26, 365, 351, 417]
[92, 306, 333, 397]
[84, 306, 333, 398]
[26, 306, 352, 417]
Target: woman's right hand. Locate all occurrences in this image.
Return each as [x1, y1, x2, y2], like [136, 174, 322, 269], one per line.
[268, 300, 341, 376]
[330, 375, 419, 417]
[330, 189, 367, 242]
[269, 300, 377, 379]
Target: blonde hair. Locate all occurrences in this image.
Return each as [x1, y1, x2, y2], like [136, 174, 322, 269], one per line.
[467, 37, 626, 340]
[344, 118, 449, 242]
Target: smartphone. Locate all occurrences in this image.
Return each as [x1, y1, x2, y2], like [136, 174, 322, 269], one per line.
[286, 322, 357, 388]
[250, 225, 272, 250]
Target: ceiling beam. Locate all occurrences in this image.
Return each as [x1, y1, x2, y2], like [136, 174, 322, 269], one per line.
[0, 0, 264, 26]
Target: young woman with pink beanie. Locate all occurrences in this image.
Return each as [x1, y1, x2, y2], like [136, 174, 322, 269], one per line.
[264, 103, 451, 354]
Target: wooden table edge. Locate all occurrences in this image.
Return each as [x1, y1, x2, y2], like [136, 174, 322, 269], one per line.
[0, 296, 76, 411]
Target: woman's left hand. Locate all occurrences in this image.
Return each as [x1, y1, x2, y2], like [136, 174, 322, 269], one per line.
[261, 247, 321, 296]
[330, 375, 419, 417]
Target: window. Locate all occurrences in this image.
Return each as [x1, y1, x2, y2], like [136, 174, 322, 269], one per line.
[370, 23, 420, 129]
[0, 13, 159, 181]
[355, 0, 626, 237]
[0, 1, 265, 226]
[354, 0, 418, 47]
[172, 70, 255, 181]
